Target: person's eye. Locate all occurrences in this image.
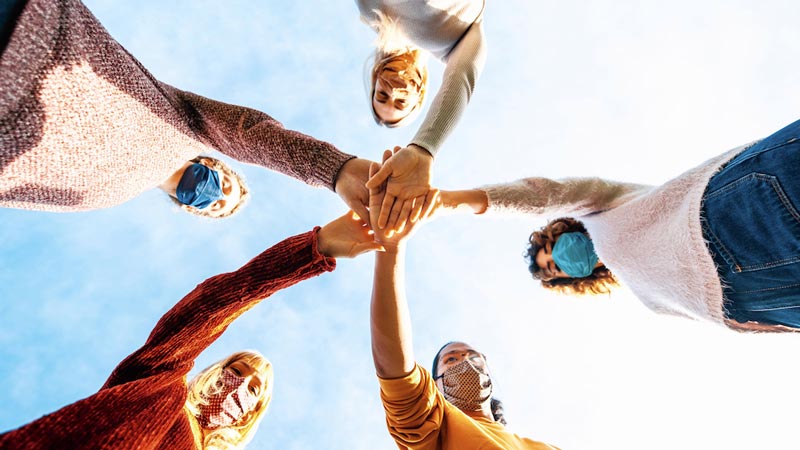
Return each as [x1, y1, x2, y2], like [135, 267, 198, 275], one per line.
[249, 385, 258, 396]
[445, 356, 457, 363]
[230, 366, 241, 376]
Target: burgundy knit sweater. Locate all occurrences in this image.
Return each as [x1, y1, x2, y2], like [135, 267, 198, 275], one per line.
[0, 0, 354, 211]
[0, 230, 335, 449]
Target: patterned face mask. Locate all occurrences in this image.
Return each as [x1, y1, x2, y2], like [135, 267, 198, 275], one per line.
[436, 359, 493, 411]
[196, 370, 258, 429]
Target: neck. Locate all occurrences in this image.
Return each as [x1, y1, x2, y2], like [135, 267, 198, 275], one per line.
[465, 404, 495, 422]
[160, 161, 194, 196]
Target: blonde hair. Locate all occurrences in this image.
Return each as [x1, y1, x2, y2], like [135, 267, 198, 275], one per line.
[186, 351, 274, 450]
[365, 11, 429, 127]
[170, 156, 250, 219]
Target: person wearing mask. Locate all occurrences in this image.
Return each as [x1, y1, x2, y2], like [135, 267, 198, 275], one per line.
[0, 211, 383, 449]
[1, 0, 373, 221]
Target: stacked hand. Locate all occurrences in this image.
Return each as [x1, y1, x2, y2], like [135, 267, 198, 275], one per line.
[368, 149, 441, 251]
[330, 145, 442, 257]
[365, 144, 434, 233]
[318, 211, 385, 258]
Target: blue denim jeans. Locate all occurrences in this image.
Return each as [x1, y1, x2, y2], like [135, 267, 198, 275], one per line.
[701, 119, 800, 328]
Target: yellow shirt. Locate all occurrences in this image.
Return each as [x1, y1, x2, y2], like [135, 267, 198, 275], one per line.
[379, 364, 560, 450]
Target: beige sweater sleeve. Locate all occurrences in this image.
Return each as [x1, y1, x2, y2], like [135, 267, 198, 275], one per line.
[481, 176, 652, 217]
[410, 21, 487, 156]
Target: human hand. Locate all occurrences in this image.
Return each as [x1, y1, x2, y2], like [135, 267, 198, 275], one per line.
[368, 159, 440, 252]
[334, 158, 375, 227]
[364, 144, 433, 232]
[317, 211, 385, 259]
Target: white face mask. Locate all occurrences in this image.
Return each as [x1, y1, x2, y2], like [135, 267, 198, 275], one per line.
[196, 371, 258, 429]
[436, 359, 493, 411]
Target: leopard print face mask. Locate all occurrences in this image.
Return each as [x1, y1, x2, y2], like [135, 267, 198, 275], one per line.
[436, 359, 493, 411]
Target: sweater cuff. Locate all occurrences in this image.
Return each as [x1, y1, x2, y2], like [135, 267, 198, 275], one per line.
[310, 226, 337, 270]
[315, 144, 358, 191]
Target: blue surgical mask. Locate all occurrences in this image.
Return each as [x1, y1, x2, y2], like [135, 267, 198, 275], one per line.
[551, 232, 599, 278]
[176, 163, 223, 209]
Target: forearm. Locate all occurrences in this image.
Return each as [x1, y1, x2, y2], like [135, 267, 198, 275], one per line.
[410, 22, 487, 156]
[441, 189, 488, 214]
[104, 229, 335, 388]
[371, 249, 416, 379]
[170, 86, 354, 190]
[480, 177, 650, 217]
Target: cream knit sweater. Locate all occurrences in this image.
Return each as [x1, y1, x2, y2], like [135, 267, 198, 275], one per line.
[481, 144, 752, 327]
[357, 0, 487, 156]
[0, 0, 354, 212]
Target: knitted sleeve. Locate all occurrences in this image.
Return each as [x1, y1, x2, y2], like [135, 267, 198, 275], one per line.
[378, 364, 445, 450]
[410, 20, 487, 157]
[480, 177, 652, 217]
[103, 229, 335, 389]
[168, 87, 356, 191]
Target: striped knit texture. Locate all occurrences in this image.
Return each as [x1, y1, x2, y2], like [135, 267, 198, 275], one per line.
[0, 229, 335, 449]
[0, 0, 353, 212]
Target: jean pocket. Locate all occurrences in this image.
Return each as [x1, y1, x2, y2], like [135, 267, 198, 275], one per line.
[703, 173, 800, 272]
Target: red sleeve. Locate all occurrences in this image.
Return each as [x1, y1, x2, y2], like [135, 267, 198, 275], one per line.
[103, 228, 335, 389]
[167, 86, 356, 191]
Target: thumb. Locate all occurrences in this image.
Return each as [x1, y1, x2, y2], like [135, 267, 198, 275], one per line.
[365, 160, 393, 189]
[351, 202, 371, 229]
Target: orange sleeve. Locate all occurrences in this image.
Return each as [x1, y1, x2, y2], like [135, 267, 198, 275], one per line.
[378, 364, 446, 450]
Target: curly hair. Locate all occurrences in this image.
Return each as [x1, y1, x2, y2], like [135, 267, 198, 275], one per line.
[170, 156, 250, 219]
[526, 217, 618, 295]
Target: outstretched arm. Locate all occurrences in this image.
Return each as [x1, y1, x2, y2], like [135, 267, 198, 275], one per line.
[479, 177, 650, 217]
[369, 157, 440, 378]
[104, 212, 380, 389]
[167, 87, 376, 224]
[371, 243, 416, 378]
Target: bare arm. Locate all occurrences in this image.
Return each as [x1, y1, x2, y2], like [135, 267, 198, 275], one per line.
[371, 248, 416, 378]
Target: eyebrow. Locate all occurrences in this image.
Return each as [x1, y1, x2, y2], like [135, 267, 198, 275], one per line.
[441, 349, 479, 358]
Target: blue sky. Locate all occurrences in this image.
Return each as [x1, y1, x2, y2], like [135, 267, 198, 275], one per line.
[2, 1, 800, 449]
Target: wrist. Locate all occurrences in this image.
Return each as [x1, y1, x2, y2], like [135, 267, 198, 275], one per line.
[316, 226, 333, 257]
[333, 157, 360, 193]
[407, 143, 433, 159]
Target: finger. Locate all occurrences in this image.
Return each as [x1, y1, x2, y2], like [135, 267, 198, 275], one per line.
[393, 199, 415, 233]
[365, 162, 392, 190]
[420, 189, 441, 219]
[383, 149, 394, 163]
[386, 200, 405, 233]
[378, 193, 396, 229]
[352, 203, 371, 228]
[409, 195, 425, 222]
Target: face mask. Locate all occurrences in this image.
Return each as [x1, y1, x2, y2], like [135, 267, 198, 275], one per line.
[196, 370, 258, 429]
[551, 232, 599, 278]
[176, 163, 223, 209]
[436, 359, 493, 411]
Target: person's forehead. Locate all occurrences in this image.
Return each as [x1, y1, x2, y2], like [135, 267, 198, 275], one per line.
[440, 342, 479, 356]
